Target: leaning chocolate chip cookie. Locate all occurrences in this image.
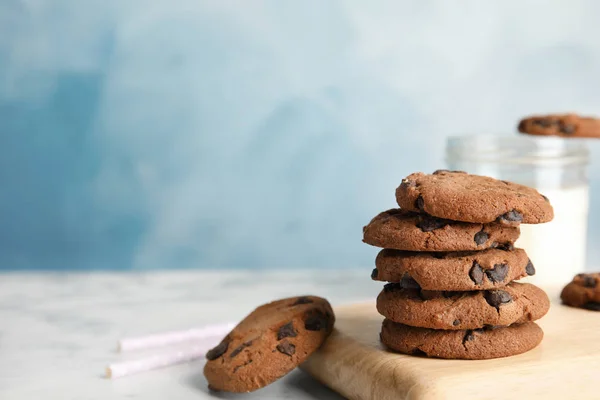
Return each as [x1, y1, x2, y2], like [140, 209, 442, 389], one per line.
[561, 273, 600, 311]
[203, 296, 335, 392]
[518, 113, 600, 138]
[380, 319, 543, 360]
[377, 282, 549, 330]
[395, 170, 553, 225]
[362, 209, 520, 252]
[372, 247, 534, 291]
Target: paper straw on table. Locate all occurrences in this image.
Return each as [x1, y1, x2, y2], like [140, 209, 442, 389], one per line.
[118, 322, 236, 352]
[107, 299, 375, 378]
[106, 342, 218, 379]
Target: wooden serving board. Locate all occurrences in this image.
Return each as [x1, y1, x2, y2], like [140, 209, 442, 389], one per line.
[301, 288, 600, 400]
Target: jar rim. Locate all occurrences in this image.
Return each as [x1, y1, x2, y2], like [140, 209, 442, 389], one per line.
[446, 134, 589, 167]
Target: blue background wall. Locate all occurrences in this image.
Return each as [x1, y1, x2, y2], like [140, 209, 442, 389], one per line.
[1, 0, 600, 270]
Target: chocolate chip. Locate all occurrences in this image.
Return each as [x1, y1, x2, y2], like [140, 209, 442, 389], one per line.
[525, 260, 535, 276]
[498, 210, 523, 224]
[230, 341, 253, 358]
[582, 302, 600, 311]
[453, 319, 460, 326]
[384, 275, 421, 291]
[541, 194, 549, 202]
[383, 282, 403, 292]
[371, 268, 378, 279]
[496, 243, 514, 251]
[560, 123, 576, 134]
[292, 296, 314, 305]
[400, 273, 421, 290]
[206, 340, 229, 360]
[469, 262, 484, 285]
[462, 330, 475, 344]
[484, 290, 512, 310]
[485, 264, 508, 283]
[534, 118, 553, 128]
[411, 348, 427, 356]
[416, 215, 448, 232]
[305, 311, 328, 331]
[583, 275, 597, 288]
[276, 340, 296, 356]
[474, 231, 489, 246]
[277, 322, 297, 340]
[415, 195, 425, 211]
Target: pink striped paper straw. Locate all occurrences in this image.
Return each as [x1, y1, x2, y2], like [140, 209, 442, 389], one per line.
[118, 322, 235, 352]
[106, 299, 373, 378]
[106, 342, 218, 379]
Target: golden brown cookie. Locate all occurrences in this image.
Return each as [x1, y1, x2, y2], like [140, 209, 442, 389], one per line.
[376, 282, 549, 330]
[518, 113, 600, 138]
[380, 319, 543, 360]
[372, 247, 534, 291]
[395, 170, 553, 225]
[362, 209, 520, 252]
[560, 273, 600, 310]
[203, 296, 335, 392]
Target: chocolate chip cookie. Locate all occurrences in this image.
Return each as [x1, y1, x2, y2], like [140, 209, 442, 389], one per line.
[362, 209, 520, 252]
[376, 282, 549, 330]
[518, 113, 600, 138]
[380, 319, 543, 360]
[373, 247, 534, 291]
[395, 171, 554, 225]
[203, 296, 335, 392]
[561, 273, 600, 310]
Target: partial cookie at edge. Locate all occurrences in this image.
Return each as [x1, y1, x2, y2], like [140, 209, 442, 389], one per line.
[561, 272, 600, 310]
[518, 113, 600, 138]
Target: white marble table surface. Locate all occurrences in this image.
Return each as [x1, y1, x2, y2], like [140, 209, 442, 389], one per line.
[0, 270, 379, 400]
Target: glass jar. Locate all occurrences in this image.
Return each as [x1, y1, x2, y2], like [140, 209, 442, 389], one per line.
[446, 135, 590, 286]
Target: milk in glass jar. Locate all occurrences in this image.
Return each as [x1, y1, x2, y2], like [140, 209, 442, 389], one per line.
[446, 135, 589, 286]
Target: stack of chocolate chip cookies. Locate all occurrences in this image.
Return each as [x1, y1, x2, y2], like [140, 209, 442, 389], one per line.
[363, 170, 554, 360]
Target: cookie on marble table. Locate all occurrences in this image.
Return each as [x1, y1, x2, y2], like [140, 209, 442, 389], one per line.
[561, 273, 600, 311]
[203, 295, 335, 392]
[362, 209, 520, 252]
[395, 170, 554, 225]
[380, 319, 543, 360]
[372, 247, 535, 291]
[376, 281, 549, 330]
[518, 113, 600, 138]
